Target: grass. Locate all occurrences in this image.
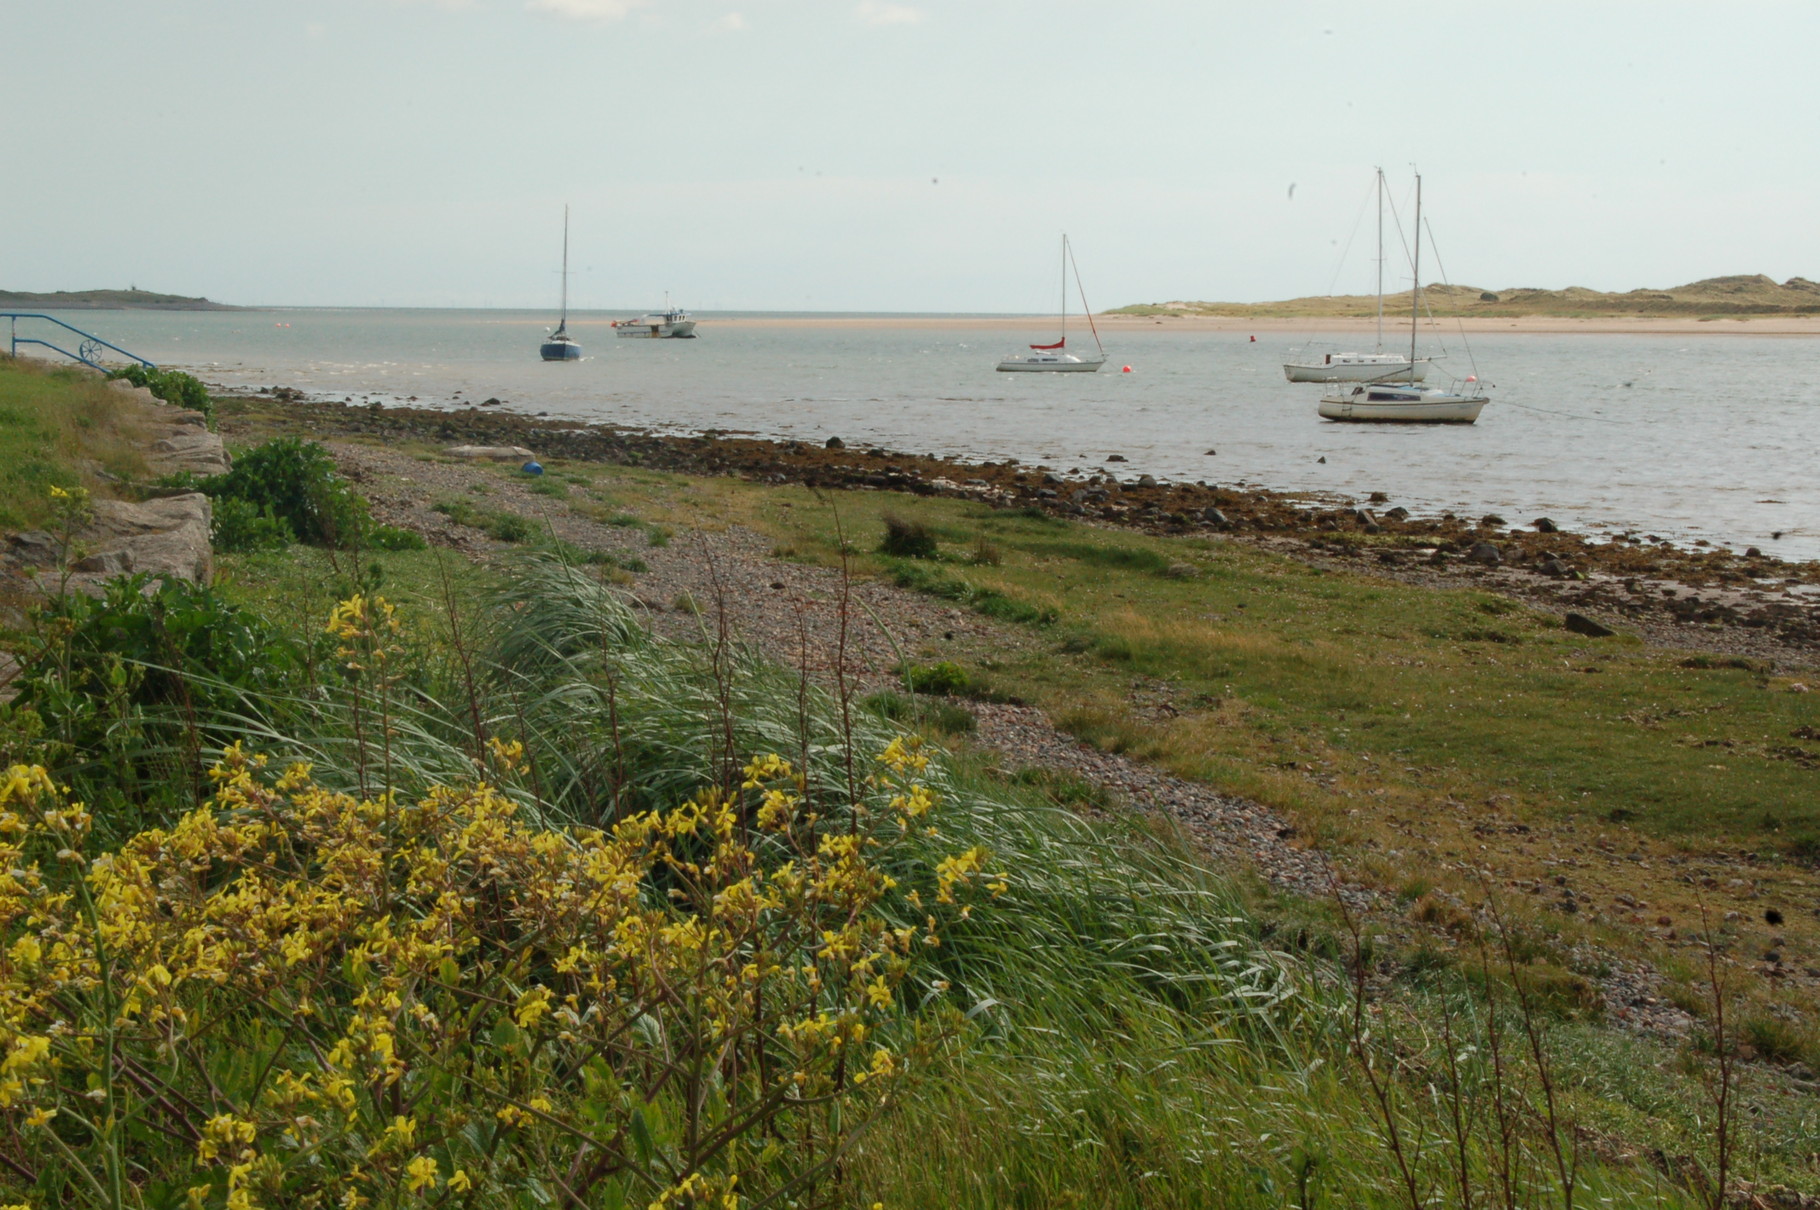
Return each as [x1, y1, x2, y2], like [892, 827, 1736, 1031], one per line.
[583, 470, 1820, 1094]
[0, 356, 152, 530]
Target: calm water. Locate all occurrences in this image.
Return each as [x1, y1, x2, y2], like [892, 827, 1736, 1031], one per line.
[22, 308, 1819, 561]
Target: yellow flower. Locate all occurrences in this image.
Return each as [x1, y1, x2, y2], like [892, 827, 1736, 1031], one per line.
[514, 985, 552, 1028]
[403, 1155, 439, 1193]
[447, 1169, 473, 1193]
[23, 1107, 56, 1128]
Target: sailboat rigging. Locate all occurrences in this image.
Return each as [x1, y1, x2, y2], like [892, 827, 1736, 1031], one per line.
[1317, 173, 1490, 424]
[540, 205, 581, 362]
[1283, 169, 1433, 384]
[997, 235, 1107, 372]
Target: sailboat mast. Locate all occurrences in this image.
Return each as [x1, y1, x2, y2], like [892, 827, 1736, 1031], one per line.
[560, 204, 570, 327]
[1060, 233, 1068, 342]
[1409, 174, 1421, 371]
[1374, 169, 1384, 350]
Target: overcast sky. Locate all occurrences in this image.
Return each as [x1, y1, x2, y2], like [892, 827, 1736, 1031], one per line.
[6, 1, 1815, 311]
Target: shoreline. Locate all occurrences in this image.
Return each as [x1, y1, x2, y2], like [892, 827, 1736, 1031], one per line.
[435, 312, 1820, 336]
[224, 392, 1820, 657]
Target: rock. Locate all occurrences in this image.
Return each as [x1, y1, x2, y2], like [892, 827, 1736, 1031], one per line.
[149, 429, 231, 476]
[56, 495, 214, 592]
[1481, 514, 1506, 527]
[105, 380, 159, 405]
[1746, 546, 1763, 558]
[1202, 507, 1231, 526]
[1163, 562, 1199, 580]
[824, 436, 844, 449]
[1042, 472, 1064, 485]
[1537, 558, 1572, 578]
[1352, 508, 1377, 527]
[1384, 506, 1410, 520]
[1137, 474, 1158, 487]
[1203, 448, 1217, 455]
[1106, 453, 1127, 462]
[1368, 491, 1389, 503]
[1317, 456, 1326, 464]
[1533, 516, 1559, 533]
[445, 445, 536, 462]
[1564, 612, 1617, 638]
[1467, 541, 1502, 565]
[7, 531, 56, 560]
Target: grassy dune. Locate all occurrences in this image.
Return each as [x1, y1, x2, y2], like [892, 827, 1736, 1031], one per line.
[1113, 273, 1820, 318]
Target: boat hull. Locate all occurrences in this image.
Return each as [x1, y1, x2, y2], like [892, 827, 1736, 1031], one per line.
[615, 319, 696, 338]
[540, 339, 581, 361]
[1318, 390, 1487, 424]
[1284, 357, 1430, 383]
[996, 356, 1105, 373]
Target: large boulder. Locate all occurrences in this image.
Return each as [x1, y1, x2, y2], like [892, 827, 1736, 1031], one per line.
[78, 494, 214, 587]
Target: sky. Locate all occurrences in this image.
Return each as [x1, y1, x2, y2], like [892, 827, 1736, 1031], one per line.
[5, 0, 1817, 311]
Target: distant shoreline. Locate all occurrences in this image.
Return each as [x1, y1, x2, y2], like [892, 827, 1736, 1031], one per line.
[0, 289, 242, 311]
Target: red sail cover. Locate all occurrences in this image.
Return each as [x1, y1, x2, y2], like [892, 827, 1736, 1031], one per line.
[1029, 338, 1065, 350]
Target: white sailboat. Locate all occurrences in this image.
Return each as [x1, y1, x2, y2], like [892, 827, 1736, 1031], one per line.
[1319, 174, 1488, 424]
[540, 205, 581, 362]
[998, 235, 1107, 372]
[1284, 169, 1432, 384]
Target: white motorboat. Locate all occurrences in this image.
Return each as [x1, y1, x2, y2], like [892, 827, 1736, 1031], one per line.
[539, 206, 582, 362]
[613, 299, 696, 339]
[1318, 382, 1487, 423]
[998, 234, 1107, 373]
[1314, 173, 1490, 424]
[1284, 169, 1433, 383]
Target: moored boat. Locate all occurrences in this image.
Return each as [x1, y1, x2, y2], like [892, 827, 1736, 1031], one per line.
[613, 302, 696, 338]
[1284, 351, 1430, 383]
[540, 206, 582, 362]
[1317, 382, 1487, 423]
[1313, 173, 1489, 424]
[1284, 169, 1433, 383]
[997, 234, 1107, 373]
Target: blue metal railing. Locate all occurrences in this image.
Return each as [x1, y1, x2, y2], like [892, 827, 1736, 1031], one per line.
[2, 313, 156, 371]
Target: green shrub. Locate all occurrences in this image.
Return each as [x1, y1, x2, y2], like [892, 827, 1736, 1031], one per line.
[880, 513, 939, 559]
[5, 574, 300, 838]
[368, 523, 427, 551]
[107, 364, 214, 426]
[204, 437, 371, 547]
[210, 495, 294, 553]
[901, 660, 971, 696]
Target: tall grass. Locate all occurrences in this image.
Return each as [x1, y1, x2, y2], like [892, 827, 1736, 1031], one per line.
[4, 550, 1724, 1205]
[0, 357, 150, 530]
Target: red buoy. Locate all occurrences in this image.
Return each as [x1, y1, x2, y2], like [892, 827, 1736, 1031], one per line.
[1121, 365, 1133, 373]
[1249, 335, 1256, 342]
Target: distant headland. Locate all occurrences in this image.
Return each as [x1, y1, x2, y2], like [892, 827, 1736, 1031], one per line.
[1112, 274, 1820, 319]
[0, 288, 241, 311]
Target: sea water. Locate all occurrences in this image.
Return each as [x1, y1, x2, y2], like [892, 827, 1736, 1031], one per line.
[24, 308, 1818, 561]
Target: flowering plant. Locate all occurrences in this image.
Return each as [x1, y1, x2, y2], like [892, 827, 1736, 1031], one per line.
[0, 725, 986, 1207]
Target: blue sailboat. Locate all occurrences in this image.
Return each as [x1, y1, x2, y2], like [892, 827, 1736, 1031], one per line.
[540, 205, 581, 361]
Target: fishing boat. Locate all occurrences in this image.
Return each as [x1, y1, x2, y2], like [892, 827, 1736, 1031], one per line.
[613, 297, 696, 339]
[1318, 174, 1488, 424]
[540, 206, 581, 362]
[998, 234, 1106, 372]
[1284, 169, 1432, 383]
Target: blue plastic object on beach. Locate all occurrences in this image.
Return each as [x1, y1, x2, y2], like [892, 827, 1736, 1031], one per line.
[522, 461, 544, 476]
